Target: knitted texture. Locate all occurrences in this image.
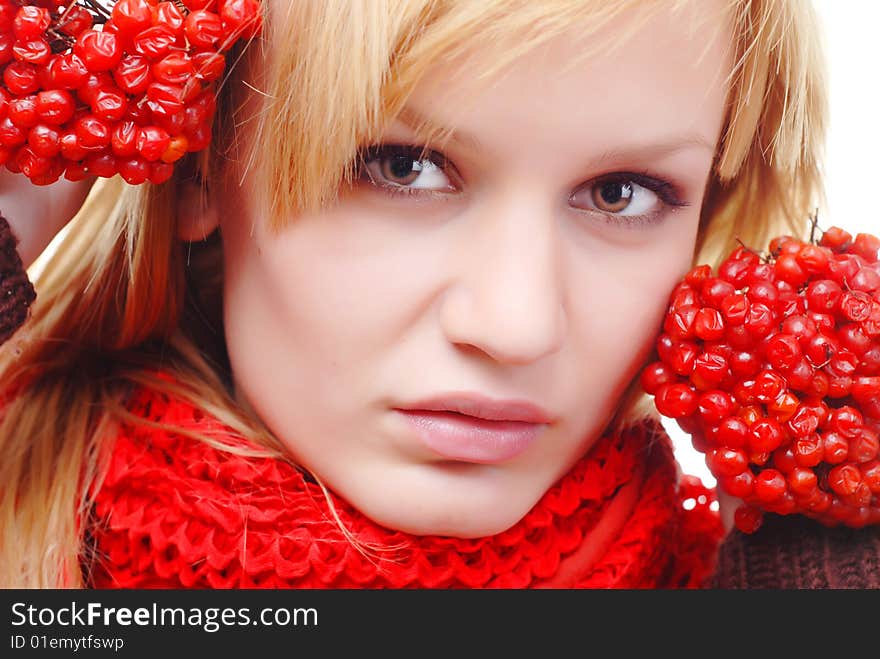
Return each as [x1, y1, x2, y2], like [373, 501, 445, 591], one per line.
[85, 376, 723, 589]
[711, 514, 880, 589]
[0, 213, 36, 345]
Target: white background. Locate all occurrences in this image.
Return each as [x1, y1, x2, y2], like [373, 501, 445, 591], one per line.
[669, 0, 880, 485]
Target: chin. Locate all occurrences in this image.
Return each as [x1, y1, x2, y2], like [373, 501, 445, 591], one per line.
[354, 492, 532, 538]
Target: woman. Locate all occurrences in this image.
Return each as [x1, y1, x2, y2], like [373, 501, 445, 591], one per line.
[4, 0, 868, 589]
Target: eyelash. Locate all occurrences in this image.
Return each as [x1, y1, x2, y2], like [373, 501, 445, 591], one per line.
[355, 143, 691, 226]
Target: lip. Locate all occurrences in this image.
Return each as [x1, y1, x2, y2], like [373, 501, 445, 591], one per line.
[395, 392, 555, 424]
[395, 410, 547, 463]
[392, 392, 554, 464]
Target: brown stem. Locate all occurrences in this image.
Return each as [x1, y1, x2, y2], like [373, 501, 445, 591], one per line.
[81, 0, 112, 19]
[172, 0, 191, 16]
[735, 236, 766, 261]
[46, 27, 75, 53]
[809, 207, 821, 244]
[53, 0, 81, 31]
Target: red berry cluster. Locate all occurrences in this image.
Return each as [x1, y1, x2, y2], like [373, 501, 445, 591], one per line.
[641, 225, 880, 533]
[0, 0, 262, 185]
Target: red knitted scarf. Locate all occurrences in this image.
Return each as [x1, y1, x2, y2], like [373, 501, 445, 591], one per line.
[85, 379, 723, 588]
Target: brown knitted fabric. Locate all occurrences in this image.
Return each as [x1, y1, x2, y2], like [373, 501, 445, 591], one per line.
[0, 212, 36, 346]
[711, 514, 880, 589]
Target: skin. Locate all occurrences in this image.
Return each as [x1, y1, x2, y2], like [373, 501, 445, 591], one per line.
[0, 169, 96, 269]
[178, 1, 734, 537]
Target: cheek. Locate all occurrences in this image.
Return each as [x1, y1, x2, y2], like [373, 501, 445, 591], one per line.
[221, 212, 418, 421]
[571, 221, 698, 390]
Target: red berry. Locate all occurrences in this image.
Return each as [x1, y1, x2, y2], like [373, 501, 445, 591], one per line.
[763, 333, 801, 371]
[48, 53, 89, 89]
[852, 233, 880, 262]
[664, 304, 698, 340]
[745, 302, 775, 339]
[27, 123, 60, 157]
[654, 383, 698, 418]
[786, 404, 821, 438]
[136, 125, 171, 162]
[642, 225, 880, 528]
[13, 38, 51, 65]
[796, 244, 830, 273]
[146, 81, 186, 115]
[13, 6, 51, 41]
[720, 470, 753, 498]
[697, 390, 734, 424]
[749, 418, 786, 453]
[828, 463, 862, 496]
[118, 155, 150, 184]
[219, 0, 263, 40]
[74, 29, 123, 72]
[155, 1, 187, 32]
[114, 54, 153, 94]
[185, 9, 225, 48]
[192, 50, 226, 81]
[830, 406, 863, 438]
[716, 417, 749, 449]
[91, 88, 128, 123]
[111, 120, 139, 158]
[848, 428, 879, 464]
[0, 116, 27, 147]
[708, 447, 748, 477]
[152, 52, 195, 85]
[694, 307, 725, 341]
[74, 114, 111, 149]
[850, 267, 880, 293]
[110, 0, 154, 39]
[35, 89, 75, 125]
[754, 468, 787, 503]
[56, 7, 93, 38]
[59, 131, 87, 161]
[148, 160, 174, 184]
[823, 432, 850, 465]
[640, 361, 677, 395]
[133, 25, 178, 60]
[160, 134, 188, 163]
[8, 95, 39, 128]
[733, 505, 763, 534]
[838, 291, 872, 322]
[787, 467, 818, 496]
[83, 152, 118, 178]
[820, 226, 853, 252]
[4, 61, 39, 94]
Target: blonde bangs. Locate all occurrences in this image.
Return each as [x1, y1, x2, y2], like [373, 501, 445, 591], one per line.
[253, 0, 729, 231]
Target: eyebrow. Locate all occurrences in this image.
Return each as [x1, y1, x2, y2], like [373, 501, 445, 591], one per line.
[395, 106, 717, 163]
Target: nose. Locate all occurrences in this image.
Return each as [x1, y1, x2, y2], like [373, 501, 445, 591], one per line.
[439, 194, 567, 365]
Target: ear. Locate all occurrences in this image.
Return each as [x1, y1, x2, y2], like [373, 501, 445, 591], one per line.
[176, 174, 220, 242]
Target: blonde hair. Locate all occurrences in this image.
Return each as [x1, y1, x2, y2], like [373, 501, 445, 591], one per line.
[0, 0, 827, 587]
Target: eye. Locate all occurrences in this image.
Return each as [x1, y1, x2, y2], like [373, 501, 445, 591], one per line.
[357, 144, 459, 197]
[569, 173, 689, 225]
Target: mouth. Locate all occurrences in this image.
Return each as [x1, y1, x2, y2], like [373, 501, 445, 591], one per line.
[393, 409, 548, 464]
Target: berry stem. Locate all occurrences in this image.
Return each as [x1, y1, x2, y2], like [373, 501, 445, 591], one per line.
[172, 0, 191, 16]
[46, 27, 75, 53]
[809, 208, 821, 245]
[81, 0, 111, 20]
[735, 237, 766, 261]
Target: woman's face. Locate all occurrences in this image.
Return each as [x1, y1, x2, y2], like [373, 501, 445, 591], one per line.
[191, 2, 733, 536]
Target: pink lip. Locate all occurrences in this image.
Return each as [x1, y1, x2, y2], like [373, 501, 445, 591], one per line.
[396, 393, 555, 424]
[392, 393, 553, 464]
[396, 410, 547, 463]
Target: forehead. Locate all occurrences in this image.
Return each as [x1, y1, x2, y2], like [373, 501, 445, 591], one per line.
[396, 1, 734, 159]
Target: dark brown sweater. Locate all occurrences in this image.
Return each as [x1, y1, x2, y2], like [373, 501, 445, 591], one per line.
[0, 214, 878, 588]
[711, 514, 880, 589]
[0, 212, 36, 345]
